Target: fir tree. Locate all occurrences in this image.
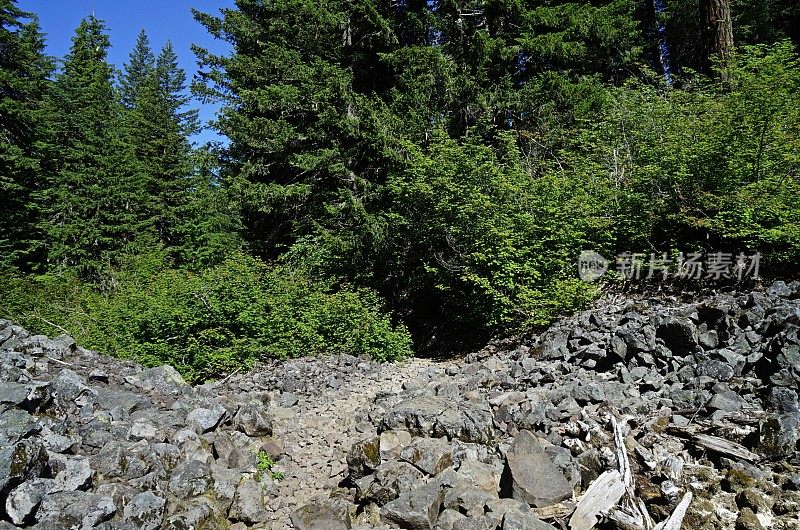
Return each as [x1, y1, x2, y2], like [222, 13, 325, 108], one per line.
[0, 0, 52, 270]
[127, 38, 199, 254]
[120, 29, 154, 109]
[39, 16, 146, 279]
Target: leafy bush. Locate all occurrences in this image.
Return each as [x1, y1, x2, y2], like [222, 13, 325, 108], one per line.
[0, 250, 411, 382]
[567, 42, 800, 265]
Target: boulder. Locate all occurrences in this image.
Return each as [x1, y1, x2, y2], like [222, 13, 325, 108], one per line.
[502, 431, 573, 508]
[291, 497, 355, 530]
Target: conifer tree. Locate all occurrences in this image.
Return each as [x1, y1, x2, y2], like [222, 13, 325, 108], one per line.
[120, 29, 155, 109]
[0, 0, 52, 270]
[126, 38, 199, 254]
[39, 16, 146, 279]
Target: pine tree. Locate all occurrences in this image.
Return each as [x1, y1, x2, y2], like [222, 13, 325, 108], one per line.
[0, 0, 52, 270]
[120, 29, 155, 109]
[127, 38, 199, 254]
[39, 16, 146, 279]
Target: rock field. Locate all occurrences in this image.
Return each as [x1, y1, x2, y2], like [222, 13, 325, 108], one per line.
[2, 281, 800, 529]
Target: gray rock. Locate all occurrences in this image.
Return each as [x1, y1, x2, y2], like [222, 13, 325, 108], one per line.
[442, 484, 497, 516]
[708, 385, 747, 412]
[50, 454, 92, 491]
[381, 481, 444, 530]
[187, 403, 227, 434]
[503, 431, 573, 508]
[456, 460, 501, 494]
[356, 460, 424, 505]
[52, 368, 96, 407]
[400, 437, 453, 476]
[139, 365, 190, 397]
[657, 317, 697, 355]
[699, 330, 720, 349]
[5, 478, 55, 525]
[168, 459, 213, 497]
[229, 477, 268, 525]
[502, 510, 558, 530]
[380, 430, 412, 460]
[35, 491, 116, 529]
[348, 436, 381, 479]
[0, 439, 48, 488]
[0, 408, 40, 445]
[122, 491, 166, 530]
[381, 396, 494, 443]
[436, 508, 466, 530]
[768, 387, 799, 413]
[234, 402, 273, 437]
[697, 360, 734, 382]
[162, 497, 226, 530]
[758, 413, 800, 457]
[291, 497, 355, 530]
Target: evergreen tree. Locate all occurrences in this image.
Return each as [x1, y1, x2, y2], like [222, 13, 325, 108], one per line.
[120, 29, 154, 109]
[39, 16, 146, 280]
[0, 0, 52, 270]
[127, 38, 199, 255]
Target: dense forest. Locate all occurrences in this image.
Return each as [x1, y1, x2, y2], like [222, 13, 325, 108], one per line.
[1, 0, 798, 381]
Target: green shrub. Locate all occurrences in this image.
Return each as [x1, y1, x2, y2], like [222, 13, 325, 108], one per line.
[0, 250, 411, 382]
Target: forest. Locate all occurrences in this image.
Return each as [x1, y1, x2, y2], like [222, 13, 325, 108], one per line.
[1, 0, 799, 382]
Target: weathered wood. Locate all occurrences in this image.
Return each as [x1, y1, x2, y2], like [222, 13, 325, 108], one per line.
[693, 434, 759, 462]
[654, 492, 693, 530]
[569, 470, 626, 530]
[533, 501, 575, 520]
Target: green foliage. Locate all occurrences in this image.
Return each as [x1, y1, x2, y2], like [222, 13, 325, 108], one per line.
[567, 42, 800, 265]
[256, 451, 284, 481]
[38, 16, 147, 279]
[0, 0, 52, 270]
[1, 250, 411, 382]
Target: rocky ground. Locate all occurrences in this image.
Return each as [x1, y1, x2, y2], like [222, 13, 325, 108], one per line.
[2, 281, 800, 529]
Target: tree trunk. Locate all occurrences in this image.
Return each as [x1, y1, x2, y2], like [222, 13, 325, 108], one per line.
[699, 0, 733, 77]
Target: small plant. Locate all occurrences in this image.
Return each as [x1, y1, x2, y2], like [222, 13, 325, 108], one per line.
[256, 450, 284, 481]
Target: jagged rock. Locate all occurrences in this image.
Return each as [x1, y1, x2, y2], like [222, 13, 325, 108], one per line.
[0, 439, 48, 489]
[0, 409, 40, 445]
[348, 436, 382, 479]
[356, 460, 424, 505]
[291, 497, 355, 530]
[380, 396, 494, 443]
[168, 459, 213, 497]
[456, 460, 501, 494]
[442, 484, 497, 515]
[400, 437, 453, 476]
[50, 454, 92, 491]
[380, 430, 412, 460]
[138, 365, 190, 397]
[502, 431, 573, 508]
[5, 478, 55, 525]
[35, 491, 116, 528]
[501, 510, 558, 530]
[657, 317, 697, 355]
[186, 403, 227, 434]
[229, 477, 268, 525]
[758, 413, 800, 456]
[234, 402, 273, 436]
[381, 481, 444, 530]
[52, 368, 96, 407]
[122, 491, 166, 530]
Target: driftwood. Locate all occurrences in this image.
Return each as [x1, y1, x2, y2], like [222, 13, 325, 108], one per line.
[653, 491, 693, 530]
[611, 416, 655, 530]
[692, 434, 758, 462]
[569, 470, 626, 530]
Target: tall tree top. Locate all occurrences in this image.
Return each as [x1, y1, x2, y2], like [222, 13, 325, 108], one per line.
[121, 29, 155, 108]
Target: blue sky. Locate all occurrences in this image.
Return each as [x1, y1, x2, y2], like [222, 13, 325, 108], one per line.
[18, 0, 236, 145]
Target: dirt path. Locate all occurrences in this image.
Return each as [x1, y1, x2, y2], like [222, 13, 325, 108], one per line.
[262, 357, 442, 528]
